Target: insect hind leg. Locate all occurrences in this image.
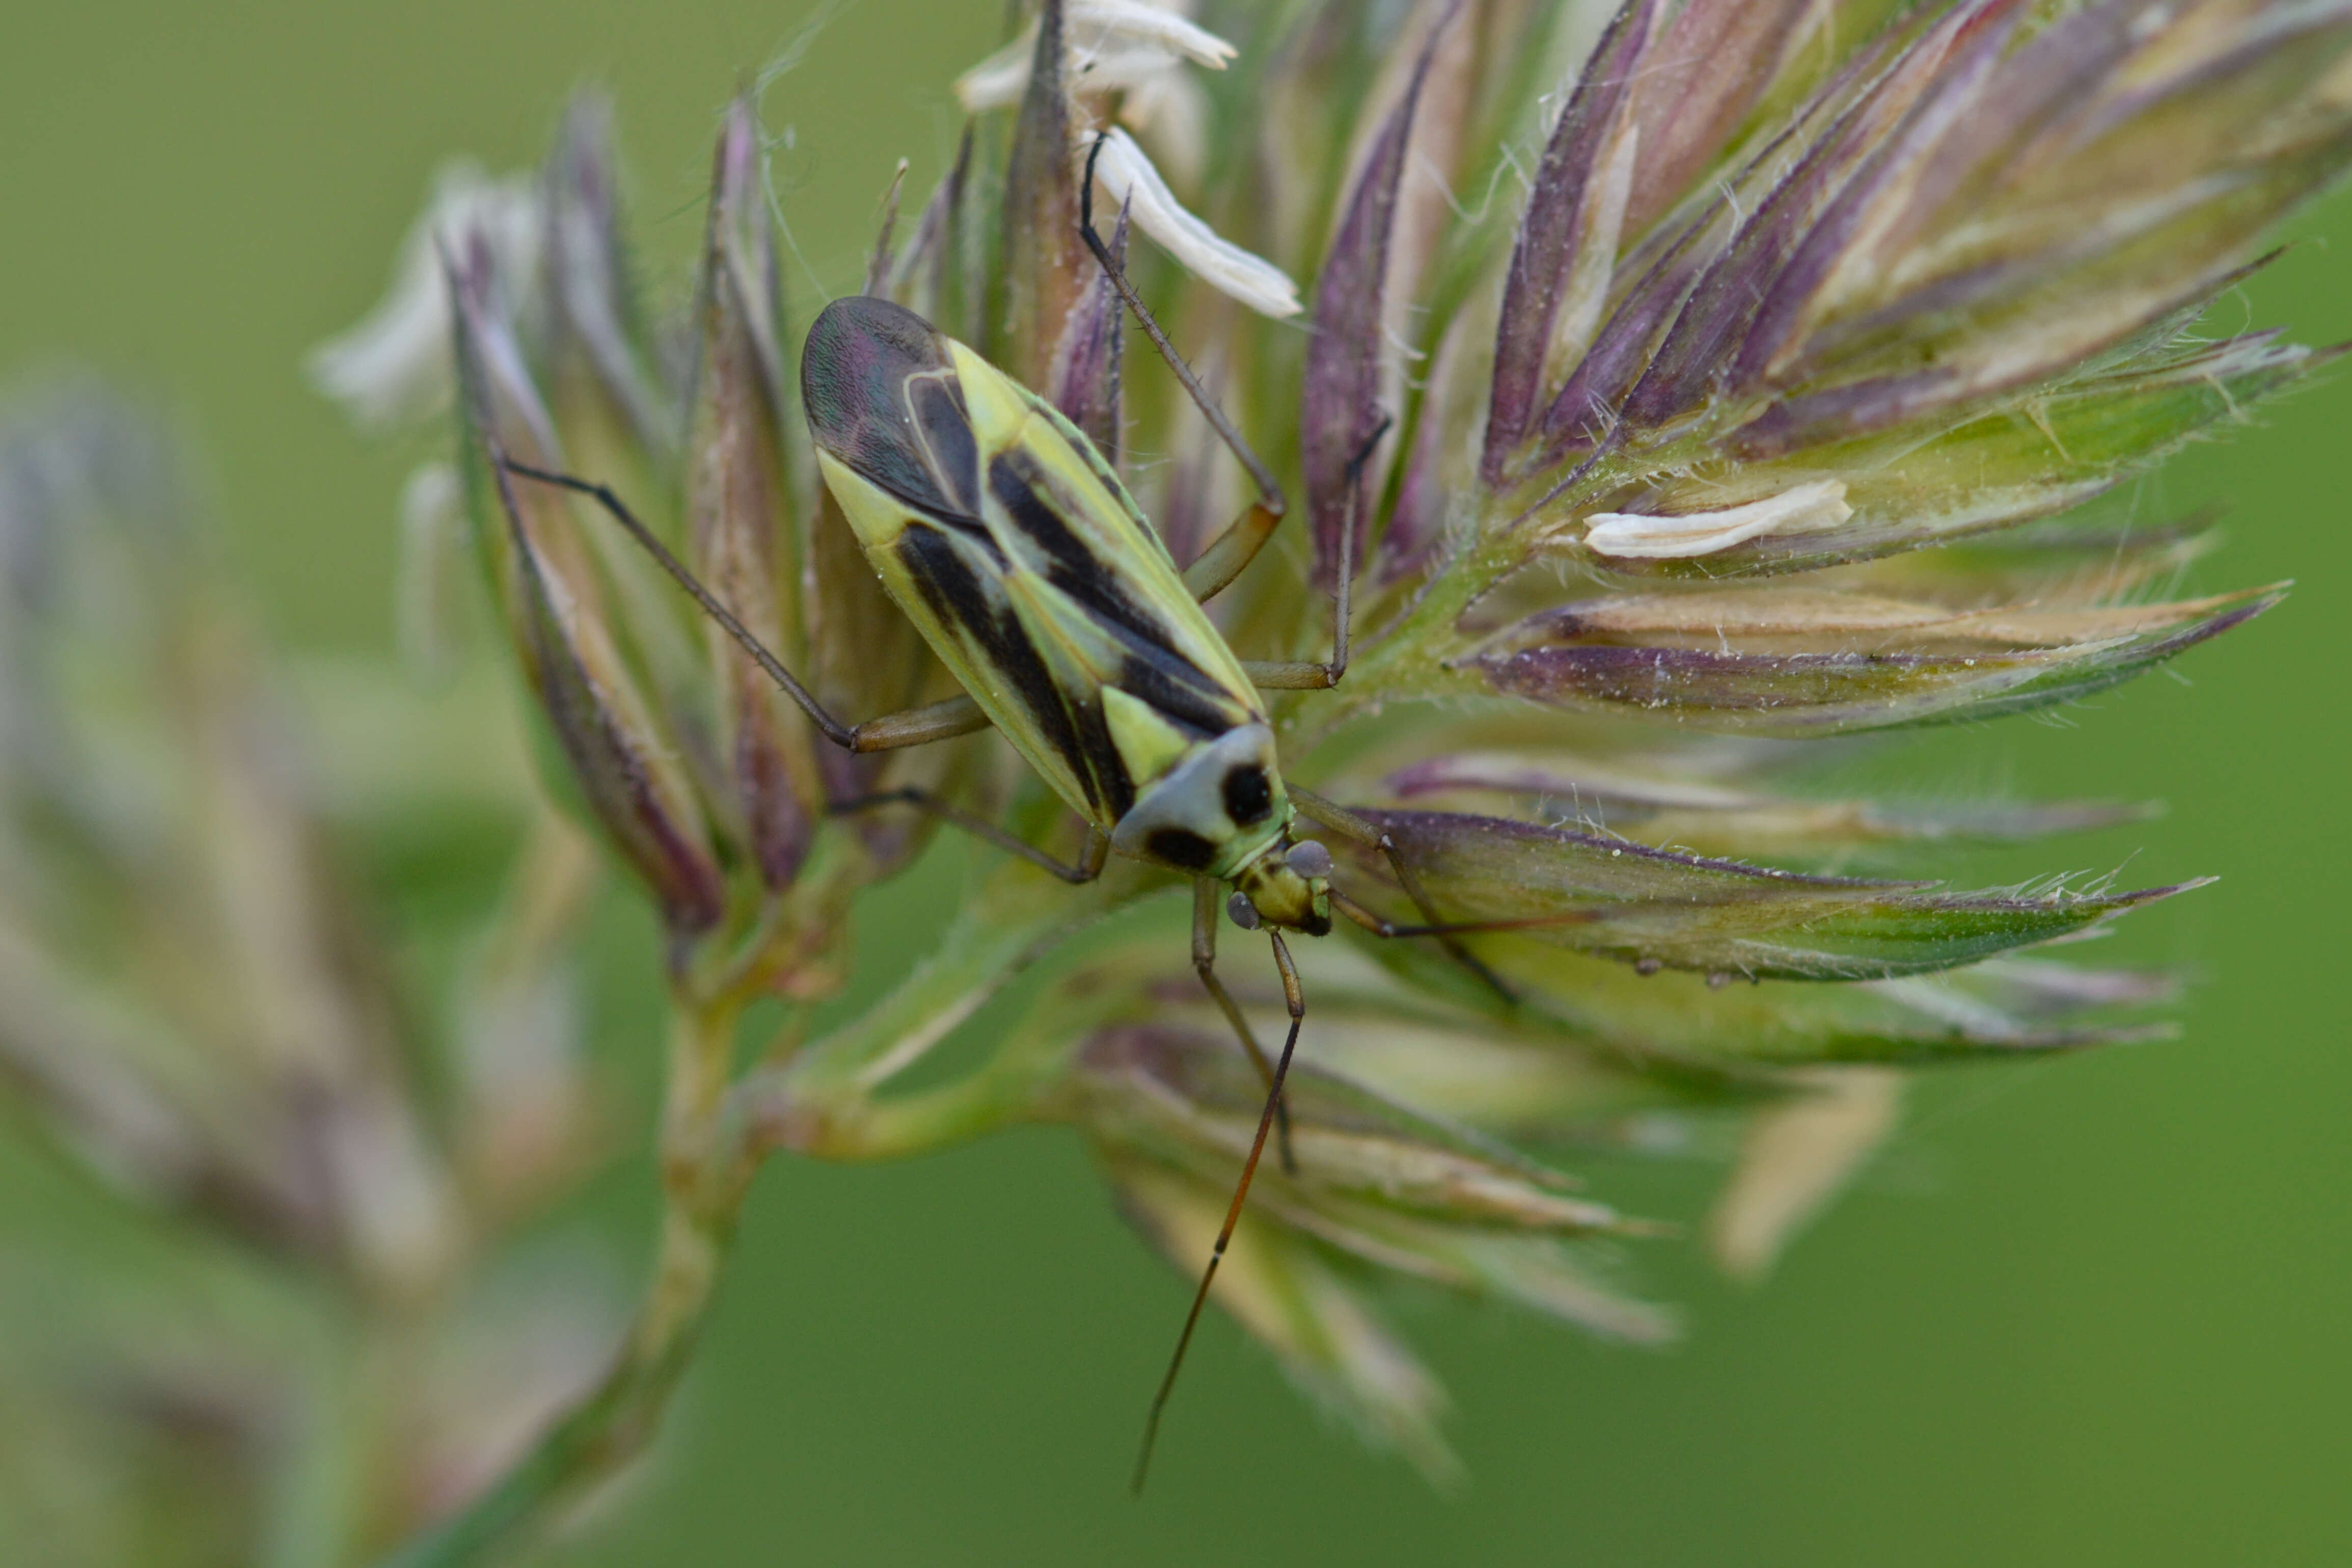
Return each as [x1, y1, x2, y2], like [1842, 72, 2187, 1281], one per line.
[499, 458, 992, 754]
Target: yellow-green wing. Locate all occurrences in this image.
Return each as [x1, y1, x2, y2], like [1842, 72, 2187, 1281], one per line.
[803, 297, 1264, 831]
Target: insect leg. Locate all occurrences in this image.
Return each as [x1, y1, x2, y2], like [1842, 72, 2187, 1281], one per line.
[829, 789, 1109, 884]
[501, 459, 989, 754]
[1235, 415, 1389, 691]
[1133, 928, 1305, 1495]
[1077, 134, 1288, 608]
[1289, 784, 1518, 1002]
[1191, 878, 1296, 1175]
[841, 695, 991, 750]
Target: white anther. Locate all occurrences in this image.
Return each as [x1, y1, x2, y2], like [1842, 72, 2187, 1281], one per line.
[956, 3, 1238, 113]
[1583, 480, 1853, 559]
[1285, 840, 1333, 878]
[1084, 129, 1302, 319]
[1078, 1, 1237, 68]
[309, 163, 543, 430]
[1226, 892, 1263, 930]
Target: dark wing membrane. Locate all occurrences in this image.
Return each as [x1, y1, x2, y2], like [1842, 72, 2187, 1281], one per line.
[803, 296, 977, 519]
[907, 375, 981, 516]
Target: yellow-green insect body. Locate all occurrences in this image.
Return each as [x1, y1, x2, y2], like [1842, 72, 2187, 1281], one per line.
[803, 296, 1328, 932]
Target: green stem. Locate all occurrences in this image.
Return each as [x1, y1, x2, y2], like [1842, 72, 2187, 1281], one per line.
[758, 1056, 1041, 1162]
[739, 858, 1122, 1159]
[375, 994, 747, 1568]
[374, 858, 1114, 1568]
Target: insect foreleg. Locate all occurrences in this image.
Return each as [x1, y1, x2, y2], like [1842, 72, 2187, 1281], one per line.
[1133, 927, 1305, 1495]
[1232, 415, 1390, 693]
[501, 459, 990, 754]
[1290, 785, 1518, 1002]
[1191, 879, 1296, 1176]
[827, 789, 1109, 885]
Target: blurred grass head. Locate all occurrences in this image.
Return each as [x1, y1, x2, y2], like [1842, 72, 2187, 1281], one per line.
[0, 377, 620, 1562]
[9, 0, 2349, 1560]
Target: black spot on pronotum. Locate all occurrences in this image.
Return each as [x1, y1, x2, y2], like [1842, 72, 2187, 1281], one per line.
[1222, 765, 1273, 826]
[1143, 828, 1220, 871]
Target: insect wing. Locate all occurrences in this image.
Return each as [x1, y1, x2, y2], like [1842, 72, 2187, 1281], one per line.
[805, 297, 1265, 832]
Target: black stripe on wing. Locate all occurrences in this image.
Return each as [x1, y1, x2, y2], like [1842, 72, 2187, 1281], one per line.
[895, 522, 1132, 817]
[987, 448, 1239, 739]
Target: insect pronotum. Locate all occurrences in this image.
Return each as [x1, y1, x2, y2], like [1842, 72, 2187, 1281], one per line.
[501, 136, 1529, 1490]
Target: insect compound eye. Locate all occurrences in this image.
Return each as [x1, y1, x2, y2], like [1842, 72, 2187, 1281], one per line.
[1221, 764, 1274, 826]
[1284, 839, 1333, 878]
[1226, 892, 1263, 930]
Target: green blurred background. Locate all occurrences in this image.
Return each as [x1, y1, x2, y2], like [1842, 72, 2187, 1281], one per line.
[4, 2, 2347, 1563]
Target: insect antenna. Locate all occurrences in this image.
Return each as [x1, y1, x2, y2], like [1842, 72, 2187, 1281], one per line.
[1192, 878, 1297, 1177]
[1132, 929, 1306, 1495]
[1290, 784, 1520, 1001]
[1328, 889, 1601, 945]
